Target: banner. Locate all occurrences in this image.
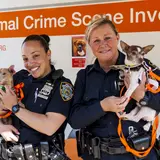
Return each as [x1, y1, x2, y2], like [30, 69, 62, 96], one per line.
[0, 0, 160, 38]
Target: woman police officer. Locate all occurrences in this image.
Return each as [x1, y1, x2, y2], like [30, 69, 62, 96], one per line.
[0, 34, 73, 159]
[69, 16, 160, 160]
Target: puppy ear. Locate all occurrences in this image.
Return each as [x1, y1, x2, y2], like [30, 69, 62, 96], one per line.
[82, 41, 86, 46]
[8, 65, 16, 74]
[142, 45, 154, 54]
[120, 40, 130, 53]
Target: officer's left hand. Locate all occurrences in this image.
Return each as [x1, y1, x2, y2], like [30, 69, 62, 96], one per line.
[124, 72, 146, 102]
[0, 85, 18, 111]
[1, 131, 19, 142]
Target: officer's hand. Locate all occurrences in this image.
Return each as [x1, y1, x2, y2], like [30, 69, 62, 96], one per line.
[0, 85, 18, 111]
[124, 72, 146, 102]
[0, 125, 19, 142]
[100, 96, 128, 113]
[1, 131, 19, 142]
[0, 104, 10, 116]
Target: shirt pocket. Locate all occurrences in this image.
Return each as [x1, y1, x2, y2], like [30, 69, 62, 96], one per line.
[30, 97, 49, 114]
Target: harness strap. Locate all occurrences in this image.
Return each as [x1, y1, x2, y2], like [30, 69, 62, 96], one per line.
[0, 111, 12, 119]
[146, 70, 160, 93]
[117, 65, 160, 158]
[118, 116, 158, 158]
[14, 82, 24, 101]
[0, 82, 24, 119]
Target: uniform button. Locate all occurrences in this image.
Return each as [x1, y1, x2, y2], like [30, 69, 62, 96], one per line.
[104, 90, 108, 93]
[40, 104, 43, 107]
[85, 97, 88, 100]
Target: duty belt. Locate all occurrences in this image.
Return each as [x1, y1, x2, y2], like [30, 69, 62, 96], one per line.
[100, 138, 127, 154]
[0, 141, 49, 160]
[83, 132, 151, 155]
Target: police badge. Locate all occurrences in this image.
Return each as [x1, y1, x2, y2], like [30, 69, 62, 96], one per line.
[60, 82, 73, 101]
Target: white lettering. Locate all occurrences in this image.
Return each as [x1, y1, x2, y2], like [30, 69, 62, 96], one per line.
[24, 15, 66, 29]
[113, 13, 123, 24]
[82, 15, 91, 26]
[147, 10, 157, 22]
[0, 17, 19, 31]
[130, 8, 160, 23]
[24, 15, 34, 29]
[57, 17, 66, 27]
[136, 11, 146, 23]
[130, 8, 134, 23]
[0, 21, 7, 30]
[72, 12, 82, 26]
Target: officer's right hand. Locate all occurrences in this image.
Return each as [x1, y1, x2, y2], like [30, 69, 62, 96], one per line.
[100, 96, 128, 113]
[0, 125, 19, 142]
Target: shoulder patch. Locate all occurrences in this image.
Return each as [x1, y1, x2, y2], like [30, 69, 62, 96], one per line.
[60, 82, 73, 101]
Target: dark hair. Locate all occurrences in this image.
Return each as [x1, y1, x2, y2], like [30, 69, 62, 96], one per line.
[22, 34, 50, 52]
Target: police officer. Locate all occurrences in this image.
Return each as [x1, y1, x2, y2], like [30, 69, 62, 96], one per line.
[0, 34, 73, 159]
[69, 16, 160, 160]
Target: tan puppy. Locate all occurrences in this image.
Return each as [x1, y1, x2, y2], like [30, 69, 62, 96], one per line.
[73, 39, 86, 56]
[0, 65, 15, 120]
[0, 65, 20, 142]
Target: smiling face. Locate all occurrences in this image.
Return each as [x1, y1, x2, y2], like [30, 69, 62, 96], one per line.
[89, 24, 119, 65]
[22, 40, 51, 79]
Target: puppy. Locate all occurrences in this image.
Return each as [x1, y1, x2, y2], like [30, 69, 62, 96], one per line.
[73, 39, 86, 56]
[0, 65, 15, 123]
[111, 40, 158, 131]
[0, 65, 21, 142]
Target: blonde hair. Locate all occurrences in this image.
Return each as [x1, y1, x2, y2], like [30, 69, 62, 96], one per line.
[85, 15, 118, 43]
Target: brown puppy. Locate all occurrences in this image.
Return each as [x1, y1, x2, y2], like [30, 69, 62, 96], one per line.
[0, 65, 15, 124]
[73, 39, 86, 56]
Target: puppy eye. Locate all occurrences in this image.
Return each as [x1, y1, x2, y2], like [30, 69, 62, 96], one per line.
[2, 73, 6, 75]
[141, 51, 145, 55]
[132, 51, 137, 55]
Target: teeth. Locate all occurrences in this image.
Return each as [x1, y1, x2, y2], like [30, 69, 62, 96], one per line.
[31, 67, 38, 71]
[100, 50, 108, 53]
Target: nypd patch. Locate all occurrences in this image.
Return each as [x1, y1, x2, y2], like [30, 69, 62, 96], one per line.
[60, 82, 73, 101]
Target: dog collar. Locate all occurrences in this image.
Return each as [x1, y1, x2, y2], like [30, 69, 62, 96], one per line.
[125, 63, 142, 69]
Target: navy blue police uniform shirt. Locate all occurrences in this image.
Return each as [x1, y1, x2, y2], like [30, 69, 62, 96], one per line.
[12, 66, 73, 145]
[69, 51, 160, 138]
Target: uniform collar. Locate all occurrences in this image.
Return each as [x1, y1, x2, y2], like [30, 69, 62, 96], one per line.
[87, 50, 125, 74]
[31, 65, 55, 83]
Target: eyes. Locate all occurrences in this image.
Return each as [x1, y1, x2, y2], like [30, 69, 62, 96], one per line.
[23, 54, 40, 62]
[92, 37, 111, 44]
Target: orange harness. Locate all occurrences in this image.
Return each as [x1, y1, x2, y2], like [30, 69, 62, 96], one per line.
[118, 69, 160, 158]
[0, 82, 24, 119]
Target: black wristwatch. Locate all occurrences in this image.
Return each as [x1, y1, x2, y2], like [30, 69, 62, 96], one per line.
[12, 104, 20, 114]
[139, 94, 149, 106]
